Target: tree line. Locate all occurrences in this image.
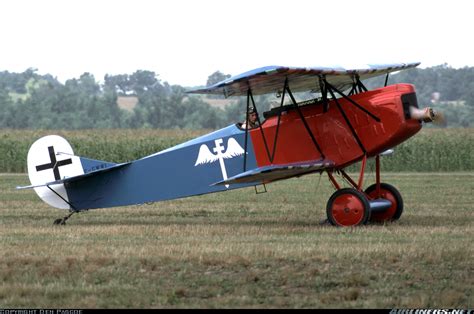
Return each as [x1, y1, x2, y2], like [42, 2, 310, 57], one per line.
[0, 69, 234, 130]
[0, 64, 473, 129]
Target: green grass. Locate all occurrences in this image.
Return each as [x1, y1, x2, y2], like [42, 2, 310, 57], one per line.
[1, 172, 473, 308]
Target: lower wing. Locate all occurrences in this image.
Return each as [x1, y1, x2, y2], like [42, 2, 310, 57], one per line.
[212, 159, 334, 186]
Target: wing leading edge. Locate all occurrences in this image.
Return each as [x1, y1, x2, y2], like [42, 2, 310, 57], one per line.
[188, 63, 420, 97]
[212, 159, 334, 186]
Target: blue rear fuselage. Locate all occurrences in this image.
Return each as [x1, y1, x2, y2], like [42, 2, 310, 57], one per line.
[66, 125, 258, 210]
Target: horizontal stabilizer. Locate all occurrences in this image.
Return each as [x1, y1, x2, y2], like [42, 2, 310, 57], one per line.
[17, 161, 131, 190]
[212, 159, 334, 186]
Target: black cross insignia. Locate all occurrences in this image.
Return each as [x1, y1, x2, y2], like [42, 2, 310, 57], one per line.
[36, 146, 73, 181]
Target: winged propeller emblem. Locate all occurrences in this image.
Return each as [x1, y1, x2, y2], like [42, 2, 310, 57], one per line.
[194, 138, 245, 188]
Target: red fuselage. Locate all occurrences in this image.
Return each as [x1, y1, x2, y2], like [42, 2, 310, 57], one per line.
[250, 84, 422, 169]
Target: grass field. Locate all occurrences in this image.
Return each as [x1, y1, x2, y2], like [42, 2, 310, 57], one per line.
[1, 172, 473, 308]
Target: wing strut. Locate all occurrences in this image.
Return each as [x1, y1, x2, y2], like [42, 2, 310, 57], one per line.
[243, 89, 251, 171]
[318, 76, 329, 112]
[347, 75, 368, 96]
[286, 83, 325, 159]
[326, 86, 367, 154]
[243, 78, 326, 169]
[270, 77, 288, 162]
[250, 88, 273, 164]
[244, 86, 273, 171]
[355, 75, 368, 92]
[324, 80, 380, 122]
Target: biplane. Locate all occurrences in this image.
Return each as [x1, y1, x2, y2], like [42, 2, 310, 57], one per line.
[17, 62, 440, 226]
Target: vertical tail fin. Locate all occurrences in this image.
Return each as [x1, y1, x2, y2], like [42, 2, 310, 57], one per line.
[20, 135, 123, 210]
[26, 135, 85, 209]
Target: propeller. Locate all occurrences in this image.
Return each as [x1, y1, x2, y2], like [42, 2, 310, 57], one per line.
[409, 106, 446, 125]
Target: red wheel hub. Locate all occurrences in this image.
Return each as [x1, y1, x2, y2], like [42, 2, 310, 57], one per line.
[330, 193, 366, 226]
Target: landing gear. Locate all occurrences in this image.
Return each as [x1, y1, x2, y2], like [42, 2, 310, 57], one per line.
[53, 211, 77, 225]
[365, 183, 403, 222]
[324, 155, 404, 227]
[326, 188, 370, 226]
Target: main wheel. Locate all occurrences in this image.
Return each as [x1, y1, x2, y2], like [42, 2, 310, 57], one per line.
[364, 183, 403, 222]
[326, 188, 370, 227]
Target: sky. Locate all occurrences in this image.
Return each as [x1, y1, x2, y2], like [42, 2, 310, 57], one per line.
[0, 0, 472, 87]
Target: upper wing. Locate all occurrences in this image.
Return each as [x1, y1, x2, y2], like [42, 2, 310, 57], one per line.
[187, 63, 420, 97]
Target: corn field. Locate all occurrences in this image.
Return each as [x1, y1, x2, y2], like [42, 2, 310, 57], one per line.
[0, 128, 472, 173]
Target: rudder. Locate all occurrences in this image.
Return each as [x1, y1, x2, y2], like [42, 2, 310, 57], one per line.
[27, 135, 85, 209]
